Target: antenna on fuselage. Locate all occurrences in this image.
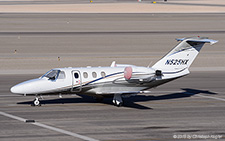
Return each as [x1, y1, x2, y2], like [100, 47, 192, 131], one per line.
[147, 61, 152, 68]
[110, 61, 117, 67]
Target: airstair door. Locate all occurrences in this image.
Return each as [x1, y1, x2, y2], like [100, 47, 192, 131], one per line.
[72, 70, 82, 92]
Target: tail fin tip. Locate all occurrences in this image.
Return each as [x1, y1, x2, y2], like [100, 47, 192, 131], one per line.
[176, 37, 218, 45]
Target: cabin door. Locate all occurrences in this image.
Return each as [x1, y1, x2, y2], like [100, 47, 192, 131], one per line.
[72, 70, 82, 92]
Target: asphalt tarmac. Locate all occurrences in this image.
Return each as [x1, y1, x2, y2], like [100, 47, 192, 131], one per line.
[0, 71, 225, 140]
[0, 13, 225, 74]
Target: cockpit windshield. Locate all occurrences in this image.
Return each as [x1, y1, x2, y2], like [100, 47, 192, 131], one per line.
[41, 69, 66, 80]
[42, 70, 59, 80]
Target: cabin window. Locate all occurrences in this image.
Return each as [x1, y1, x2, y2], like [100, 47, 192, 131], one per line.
[74, 73, 79, 78]
[83, 72, 88, 78]
[58, 71, 66, 79]
[92, 72, 97, 78]
[101, 71, 106, 77]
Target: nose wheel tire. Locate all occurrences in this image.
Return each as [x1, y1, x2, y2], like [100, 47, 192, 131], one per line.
[32, 97, 41, 106]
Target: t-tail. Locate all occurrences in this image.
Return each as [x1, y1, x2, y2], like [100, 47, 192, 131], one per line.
[152, 37, 218, 79]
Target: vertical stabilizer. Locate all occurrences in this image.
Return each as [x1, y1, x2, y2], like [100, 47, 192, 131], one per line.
[152, 37, 218, 72]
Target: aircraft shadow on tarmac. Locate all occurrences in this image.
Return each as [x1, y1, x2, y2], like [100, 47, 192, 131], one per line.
[17, 88, 217, 110]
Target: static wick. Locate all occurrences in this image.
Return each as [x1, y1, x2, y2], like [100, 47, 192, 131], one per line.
[14, 50, 17, 54]
[58, 57, 60, 61]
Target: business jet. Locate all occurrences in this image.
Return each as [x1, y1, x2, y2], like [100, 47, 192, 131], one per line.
[10, 37, 218, 107]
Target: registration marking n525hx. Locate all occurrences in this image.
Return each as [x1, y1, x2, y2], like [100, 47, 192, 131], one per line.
[165, 59, 189, 65]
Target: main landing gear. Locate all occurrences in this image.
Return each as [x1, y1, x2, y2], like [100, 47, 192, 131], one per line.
[31, 97, 41, 106]
[113, 94, 123, 107]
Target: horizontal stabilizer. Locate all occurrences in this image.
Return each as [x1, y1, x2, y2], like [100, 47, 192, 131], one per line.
[176, 37, 218, 45]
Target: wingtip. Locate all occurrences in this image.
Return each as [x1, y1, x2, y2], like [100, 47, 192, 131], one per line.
[210, 40, 218, 45]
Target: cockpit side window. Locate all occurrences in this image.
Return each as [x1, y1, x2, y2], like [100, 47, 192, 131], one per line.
[58, 71, 66, 79]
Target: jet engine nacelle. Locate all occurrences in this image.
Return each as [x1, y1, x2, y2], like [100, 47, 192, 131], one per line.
[123, 66, 156, 83]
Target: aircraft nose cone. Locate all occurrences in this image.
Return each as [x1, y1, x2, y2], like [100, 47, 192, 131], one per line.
[10, 78, 45, 95]
[10, 86, 16, 93]
[10, 85, 24, 94]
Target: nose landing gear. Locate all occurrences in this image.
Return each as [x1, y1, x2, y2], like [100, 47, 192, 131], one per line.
[31, 97, 41, 106]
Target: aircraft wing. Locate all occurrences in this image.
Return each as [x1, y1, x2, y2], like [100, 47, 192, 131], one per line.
[96, 91, 151, 95]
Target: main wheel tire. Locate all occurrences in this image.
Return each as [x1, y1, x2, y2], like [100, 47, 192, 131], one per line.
[117, 102, 123, 107]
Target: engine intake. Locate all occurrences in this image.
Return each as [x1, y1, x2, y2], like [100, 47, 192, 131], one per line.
[124, 66, 132, 80]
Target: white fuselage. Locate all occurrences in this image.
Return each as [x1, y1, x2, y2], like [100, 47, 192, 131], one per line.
[10, 65, 164, 97]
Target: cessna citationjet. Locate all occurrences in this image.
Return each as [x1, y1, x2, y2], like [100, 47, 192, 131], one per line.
[10, 37, 218, 107]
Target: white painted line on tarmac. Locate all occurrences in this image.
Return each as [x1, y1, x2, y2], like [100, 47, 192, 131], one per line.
[197, 94, 225, 102]
[0, 111, 26, 122]
[0, 95, 22, 97]
[33, 122, 99, 141]
[0, 111, 99, 141]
